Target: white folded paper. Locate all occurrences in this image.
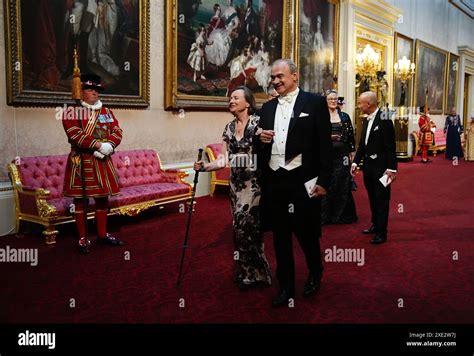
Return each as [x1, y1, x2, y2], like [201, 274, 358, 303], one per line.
[379, 174, 392, 187]
[304, 177, 318, 197]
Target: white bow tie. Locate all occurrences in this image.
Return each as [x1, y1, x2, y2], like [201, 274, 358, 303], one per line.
[278, 93, 296, 105]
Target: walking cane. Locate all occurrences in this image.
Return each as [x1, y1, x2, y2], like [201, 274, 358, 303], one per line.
[177, 148, 203, 285]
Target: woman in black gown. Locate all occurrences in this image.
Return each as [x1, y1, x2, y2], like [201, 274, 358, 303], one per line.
[444, 107, 464, 160]
[321, 90, 358, 224]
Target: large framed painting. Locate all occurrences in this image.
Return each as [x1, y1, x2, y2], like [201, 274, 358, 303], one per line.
[4, 0, 150, 108]
[295, 0, 338, 95]
[165, 0, 292, 110]
[444, 52, 460, 114]
[414, 40, 448, 114]
[392, 32, 414, 108]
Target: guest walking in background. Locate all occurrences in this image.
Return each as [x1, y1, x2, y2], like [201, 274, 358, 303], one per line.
[351, 91, 397, 245]
[194, 86, 272, 291]
[444, 107, 464, 160]
[321, 90, 357, 225]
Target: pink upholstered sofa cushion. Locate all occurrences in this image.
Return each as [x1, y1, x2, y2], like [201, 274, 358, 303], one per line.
[206, 144, 230, 181]
[18, 155, 68, 199]
[215, 167, 230, 181]
[14, 149, 190, 216]
[434, 130, 446, 146]
[207, 143, 223, 157]
[113, 150, 167, 187]
[108, 183, 190, 208]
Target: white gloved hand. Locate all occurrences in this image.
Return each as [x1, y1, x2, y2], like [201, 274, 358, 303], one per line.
[93, 151, 105, 160]
[98, 142, 114, 156]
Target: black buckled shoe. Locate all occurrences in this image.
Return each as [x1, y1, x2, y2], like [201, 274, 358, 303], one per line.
[302, 274, 321, 297]
[78, 237, 91, 254]
[97, 233, 124, 246]
[272, 289, 295, 308]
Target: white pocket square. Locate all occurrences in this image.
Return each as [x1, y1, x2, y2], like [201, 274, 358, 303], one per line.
[370, 154, 378, 159]
[299, 112, 309, 118]
[373, 126, 379, 131]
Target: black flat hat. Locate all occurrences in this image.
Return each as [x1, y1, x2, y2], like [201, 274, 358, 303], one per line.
[81, 73, 105, 91]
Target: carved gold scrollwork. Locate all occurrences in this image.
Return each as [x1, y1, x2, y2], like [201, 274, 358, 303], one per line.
[42, 227, 58, 244]
[397, 118, 409, 128]
[8, 163, 22, 187]
[116, 201, 156, 216]
[36, 189, 59, 218]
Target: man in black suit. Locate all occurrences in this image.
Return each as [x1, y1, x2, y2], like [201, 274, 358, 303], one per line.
[350, 91, 397, 245]
[257, 59, 332, 308]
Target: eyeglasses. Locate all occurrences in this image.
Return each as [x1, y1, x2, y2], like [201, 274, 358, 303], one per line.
[327, 98, 337, 101]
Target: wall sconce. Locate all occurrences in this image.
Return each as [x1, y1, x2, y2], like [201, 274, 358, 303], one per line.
[394, 56, 415, 106]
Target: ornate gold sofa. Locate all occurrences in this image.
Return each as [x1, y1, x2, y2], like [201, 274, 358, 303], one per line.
[411, 130, 465, 157]
[8, 149, 192, 244]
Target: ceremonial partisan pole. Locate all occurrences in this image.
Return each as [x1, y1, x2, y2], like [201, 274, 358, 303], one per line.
[71, 45, 89, 249]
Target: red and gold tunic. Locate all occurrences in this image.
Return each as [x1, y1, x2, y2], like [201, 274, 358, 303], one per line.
[418, 114, 434, 146]
[62, 105, 123, 197]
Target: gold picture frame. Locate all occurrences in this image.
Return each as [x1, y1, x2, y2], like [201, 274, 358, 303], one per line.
[414, 40, 448, 114]
[444, 52, 460, 115]
[393, 32, 414, 108]
[4, 0, 150, 108]
[294, 0, 339, 95]
[164, 0, 292, 110]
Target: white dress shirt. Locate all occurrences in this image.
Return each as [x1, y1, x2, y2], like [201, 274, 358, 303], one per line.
[365, 108, 379, 146]
[269, 88, 302, 171]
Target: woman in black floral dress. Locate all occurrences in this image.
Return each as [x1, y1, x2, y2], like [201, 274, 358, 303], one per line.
[321, 90, 358, 224]
[194, 86, 272, 290]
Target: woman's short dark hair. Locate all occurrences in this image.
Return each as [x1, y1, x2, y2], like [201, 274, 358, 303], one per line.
[231, 86, 257, 115]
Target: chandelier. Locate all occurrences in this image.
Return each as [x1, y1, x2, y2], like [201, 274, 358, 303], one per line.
[394, 56, 415, 83]
[355, 44, 381, 81]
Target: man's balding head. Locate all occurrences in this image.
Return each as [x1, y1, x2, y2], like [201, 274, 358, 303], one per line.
[358, 91, 378, 114]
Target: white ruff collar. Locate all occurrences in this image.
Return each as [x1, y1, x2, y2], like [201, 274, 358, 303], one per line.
[80, 100, 103, 110]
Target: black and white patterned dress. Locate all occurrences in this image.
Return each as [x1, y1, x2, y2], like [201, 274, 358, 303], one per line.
[222, 115, 272, 286]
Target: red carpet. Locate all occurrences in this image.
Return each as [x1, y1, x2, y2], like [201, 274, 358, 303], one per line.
[1, 156, 473, 323]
